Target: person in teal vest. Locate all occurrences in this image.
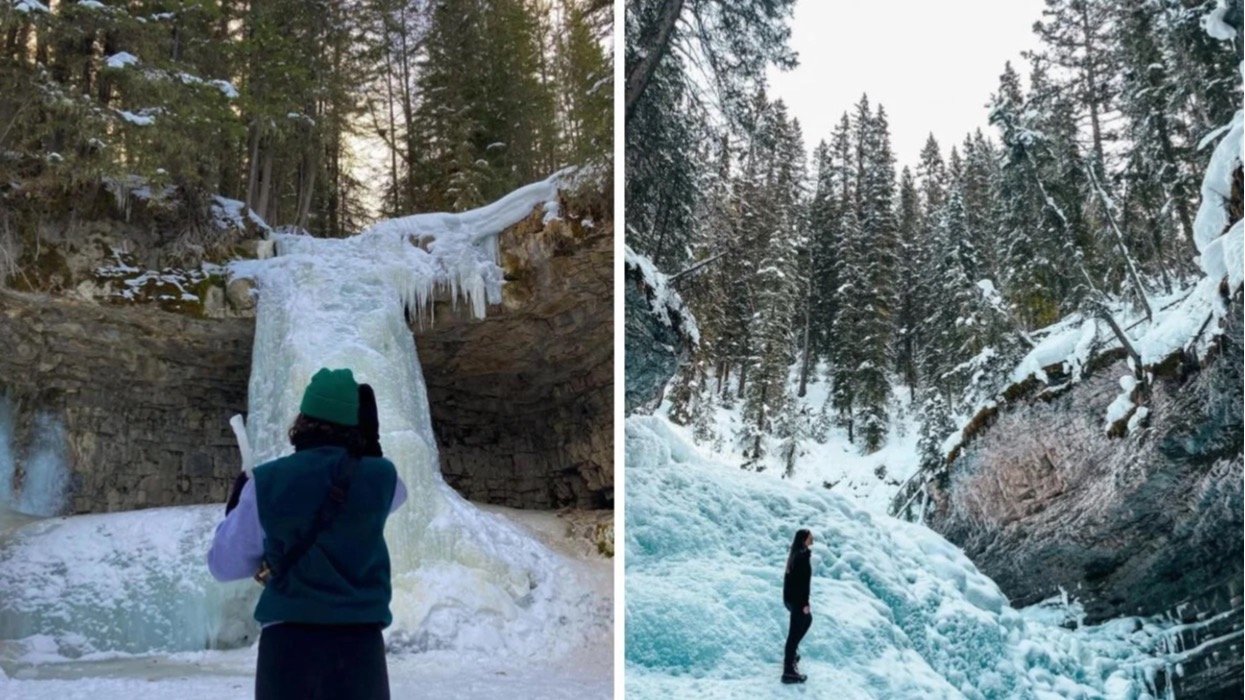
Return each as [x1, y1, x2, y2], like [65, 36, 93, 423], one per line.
[209, 368, 407, 700]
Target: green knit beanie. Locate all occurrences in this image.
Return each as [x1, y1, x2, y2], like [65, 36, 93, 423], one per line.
[299, 368, 359, 427]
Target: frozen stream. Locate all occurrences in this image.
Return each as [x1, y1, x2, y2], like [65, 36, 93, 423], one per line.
[0, 175, 612, 693]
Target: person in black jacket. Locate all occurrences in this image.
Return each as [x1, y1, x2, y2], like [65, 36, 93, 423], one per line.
[781, 528, 814, 684]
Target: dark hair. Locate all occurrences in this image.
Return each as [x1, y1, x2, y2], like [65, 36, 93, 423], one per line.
[288, 413, 364, 457]
[786, 528, 811, 574]
[357, 384, 383, 458]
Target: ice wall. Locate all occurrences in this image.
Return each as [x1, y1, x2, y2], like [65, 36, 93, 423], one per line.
[0, 394, 70, 518]
[0, 395, 13, 509]
[14, 412, 69, 518]
[625, 414, 1178, 699]
[0, 506, 258, 655]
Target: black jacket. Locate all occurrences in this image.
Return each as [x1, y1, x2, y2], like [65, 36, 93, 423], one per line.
[783, 546, 811, 608]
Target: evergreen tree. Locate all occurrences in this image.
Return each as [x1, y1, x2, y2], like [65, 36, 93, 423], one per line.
[1031, 0, 1118, 168]
[894, 166, 921, 388]
[739, 97, 805, 469]
[411, 0, 557, 212]
[854, 102, 898, 452]
[805, 140, 838, 364]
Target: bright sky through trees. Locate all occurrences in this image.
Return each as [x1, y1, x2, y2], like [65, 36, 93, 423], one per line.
[767, 0, 1046, 167]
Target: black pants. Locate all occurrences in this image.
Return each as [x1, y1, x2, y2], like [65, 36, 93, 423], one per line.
[256, 622, 390, 700]
[784, 604, 812, 669]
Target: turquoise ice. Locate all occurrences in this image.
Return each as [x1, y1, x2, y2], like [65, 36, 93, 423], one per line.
[625, 415, 1176, 700]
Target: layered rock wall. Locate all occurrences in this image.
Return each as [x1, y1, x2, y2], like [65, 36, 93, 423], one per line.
[0, 289, 253, 513]
[417, 197, 614, 509]
[0, 186, 614, 513]
[925, 301, 1243, 696]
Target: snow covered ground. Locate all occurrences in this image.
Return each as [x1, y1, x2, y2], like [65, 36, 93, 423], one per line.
[658, 367, 920, 513]
[0, 504, 612, 699]
[625, 414, 1180, 699]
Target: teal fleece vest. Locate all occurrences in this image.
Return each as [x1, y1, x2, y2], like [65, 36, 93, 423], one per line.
[252, 446, 397, 627]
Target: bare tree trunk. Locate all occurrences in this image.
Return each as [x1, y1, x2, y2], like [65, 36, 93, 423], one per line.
[1097, 306, 1143, 369]
[1087, 161, 1154, 321]
[1079, 2, 1106, 167]
[295, 126, 316, 231]
[797, 275, 814, 398]
[397, 5, 417, 209]
[256, 147, 274, 224]
[383, 40, 399, 215]
[245, 122, 262, 209]
[624, 0, 684, 123]
[736, 359, 748, 400]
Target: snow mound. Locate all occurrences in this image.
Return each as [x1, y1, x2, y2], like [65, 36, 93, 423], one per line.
[625, 415, 1172, 699]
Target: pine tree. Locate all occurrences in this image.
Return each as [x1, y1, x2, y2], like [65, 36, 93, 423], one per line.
[1031, 0, 1118, 169]
[916, 392, 955, 475]
[805, 140, 838, 368]
[1112, 0, 1199, 269]
[556, 0, 612, 167]
[894, 166, 921, 388]
[854, 102, 898, 452]
[739, 97, 805, 470]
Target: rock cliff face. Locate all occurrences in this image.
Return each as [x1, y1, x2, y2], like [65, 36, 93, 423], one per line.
[925, 301, 1243, 697]
[0, 289, 253, 513]
[416, 193, 614, 509]
[0, 184, 613, 513]
[624, 251, 695, 414]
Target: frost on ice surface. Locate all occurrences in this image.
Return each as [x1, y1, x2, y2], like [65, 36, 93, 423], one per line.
[624, 245, 700, 345]
[626, 415, 1178, 699]
[345, 171, 564, 321]
[0, 506, 259, 655]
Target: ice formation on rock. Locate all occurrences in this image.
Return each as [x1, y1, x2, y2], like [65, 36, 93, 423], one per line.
[0, 173, 609, 659]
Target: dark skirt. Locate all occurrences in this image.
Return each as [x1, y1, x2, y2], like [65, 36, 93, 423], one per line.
[256, 622, 390, 700]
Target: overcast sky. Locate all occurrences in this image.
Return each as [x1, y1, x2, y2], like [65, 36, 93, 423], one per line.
[766, 0, 1048, 171]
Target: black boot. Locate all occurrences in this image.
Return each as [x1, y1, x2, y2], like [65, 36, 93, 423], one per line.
[781, 662, 807, 684]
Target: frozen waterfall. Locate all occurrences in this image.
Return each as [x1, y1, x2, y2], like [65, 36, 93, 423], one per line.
[0, 173, 608, 659]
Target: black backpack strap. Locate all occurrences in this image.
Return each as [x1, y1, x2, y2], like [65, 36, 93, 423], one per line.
[256, 451, 360, 589]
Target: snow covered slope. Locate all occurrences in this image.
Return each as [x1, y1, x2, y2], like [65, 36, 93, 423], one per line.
[0, 505, 612, 698]
[658, 369, 920, 513]
[625, 414, 1179, 699]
